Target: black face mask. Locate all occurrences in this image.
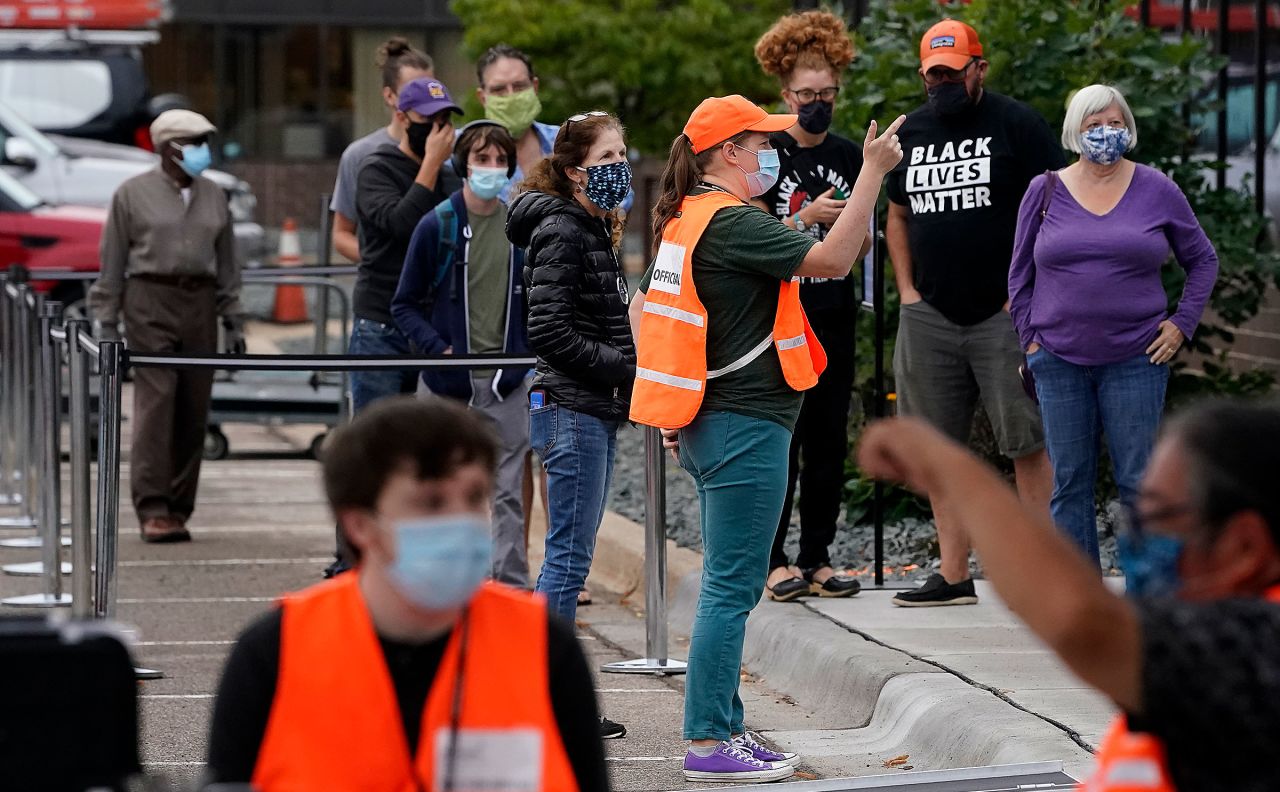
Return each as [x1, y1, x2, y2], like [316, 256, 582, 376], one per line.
[927, 81, 973, 117]
[797, 100, 834, 134]
[405, 121, 432, 158]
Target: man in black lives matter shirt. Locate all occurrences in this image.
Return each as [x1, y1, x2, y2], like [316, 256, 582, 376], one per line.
[885, 19, 1065, 608]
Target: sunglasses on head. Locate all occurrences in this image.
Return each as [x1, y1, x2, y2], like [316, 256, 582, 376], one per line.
[566, 110, 610, 125]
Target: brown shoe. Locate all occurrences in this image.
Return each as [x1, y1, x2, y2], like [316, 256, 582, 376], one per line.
[141, 516, 191, 544]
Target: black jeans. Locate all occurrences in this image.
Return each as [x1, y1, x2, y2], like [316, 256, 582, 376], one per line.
[770, 320, 856, 572]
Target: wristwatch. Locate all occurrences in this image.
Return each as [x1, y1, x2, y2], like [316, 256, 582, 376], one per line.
[792, 213, 806, 233]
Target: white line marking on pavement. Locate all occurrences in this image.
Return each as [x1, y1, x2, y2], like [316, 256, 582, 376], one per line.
[604, 757, 683, 762]
[135, 640, 237, 647]
[185, 526, 331, 534]
[140, 694, 214, 700]
[117, 596, 275, 604]
[596, 688, 679, 693]
[144, 762, 206, 767]
[120, 557, 330, 567]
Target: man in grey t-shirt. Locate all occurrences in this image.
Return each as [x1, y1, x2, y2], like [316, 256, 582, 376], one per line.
[330, 38, 433, 262]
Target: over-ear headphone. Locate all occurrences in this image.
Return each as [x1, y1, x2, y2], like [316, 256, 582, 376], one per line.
[452, 119, 517, 180]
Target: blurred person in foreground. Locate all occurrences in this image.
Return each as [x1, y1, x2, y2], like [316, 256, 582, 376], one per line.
[205, 398, 607, 791]
[858, 400, 1280, 792]
[89, 109, 244, 544]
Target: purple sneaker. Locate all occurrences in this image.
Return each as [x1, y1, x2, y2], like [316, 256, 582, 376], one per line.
[682, 741, 795, 783]
[732, 731, 799, 767]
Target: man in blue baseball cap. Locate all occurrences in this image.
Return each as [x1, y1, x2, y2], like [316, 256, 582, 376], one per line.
[335, 77, 464, 573]
[349, 76, 462, 413]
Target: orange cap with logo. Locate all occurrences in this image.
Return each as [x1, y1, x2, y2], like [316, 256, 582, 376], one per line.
[919, 19, 983, 72]
[683, 95, 796, 155]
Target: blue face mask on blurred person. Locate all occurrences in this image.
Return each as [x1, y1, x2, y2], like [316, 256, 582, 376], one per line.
[1117, 505, 1186, 599]
[576, 160, 632, 211]
[468, 166, 510, 201]
[387, 515, 491, 611]
[173, 141, 212, 176]
[732, 145, 780, 197]
[1080, 126, 1132, 166]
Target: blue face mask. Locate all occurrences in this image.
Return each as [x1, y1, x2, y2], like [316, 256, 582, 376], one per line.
[1117, 506, 1186, 599]
[1080, 126, 1132, 166]
[173, 141, 212, 176]
[733, 144, 781, 197]
[576, 160, 631, 212]
[387, 514, 491, 611]
[468, 166, 510, 201]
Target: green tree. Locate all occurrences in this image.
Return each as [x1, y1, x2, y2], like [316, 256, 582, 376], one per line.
[451, 0, 791, 154]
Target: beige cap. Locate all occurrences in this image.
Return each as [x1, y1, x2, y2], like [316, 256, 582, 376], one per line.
[150, 109, 216, 147]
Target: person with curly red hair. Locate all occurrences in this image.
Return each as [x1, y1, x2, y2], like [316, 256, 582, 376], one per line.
[753, 10, 868, 603]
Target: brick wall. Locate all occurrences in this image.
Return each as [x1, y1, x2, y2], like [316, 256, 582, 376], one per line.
[228, 160, 341, 232]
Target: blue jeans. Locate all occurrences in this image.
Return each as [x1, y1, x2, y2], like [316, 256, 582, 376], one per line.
[531, 403, 619, 622]
[678, 411, 792, 741]
[348, 318, 417, 413]
[1027, 349, 1168, 566]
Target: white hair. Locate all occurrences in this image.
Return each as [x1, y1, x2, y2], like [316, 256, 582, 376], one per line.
[1061, 84, 1138, 153]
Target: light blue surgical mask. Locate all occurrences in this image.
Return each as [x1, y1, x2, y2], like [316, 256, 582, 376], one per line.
[468, 166, 510, 201]
[172, 141, 212, 176]
[387, 514, 491, 611]
[733, 144, 780, 197]
[1080, 126, 1131, 166]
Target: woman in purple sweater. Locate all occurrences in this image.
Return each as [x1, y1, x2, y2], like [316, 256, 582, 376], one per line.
[1008, 84, 1218, 567]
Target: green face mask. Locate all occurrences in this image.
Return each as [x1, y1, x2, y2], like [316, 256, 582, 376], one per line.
[484, 88, 542, 137]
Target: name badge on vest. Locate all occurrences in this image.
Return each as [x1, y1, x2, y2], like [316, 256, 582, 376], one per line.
[433, 728, 542, 791]
[650, 242, 685, 296]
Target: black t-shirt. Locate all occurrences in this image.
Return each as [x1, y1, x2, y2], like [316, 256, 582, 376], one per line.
[760, 131, 863, 324]
[205, 605, 608, 791]
[886, 91, 1065, 326]
[1132, 597, 1280, 792]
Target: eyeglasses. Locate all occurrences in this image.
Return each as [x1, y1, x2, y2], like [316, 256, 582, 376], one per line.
[922, 58, 979, 87]
[566, 110, 610, 124]
[787, 87, 840, 103]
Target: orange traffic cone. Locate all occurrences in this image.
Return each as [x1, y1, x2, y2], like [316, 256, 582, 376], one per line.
[272, 217, 308, 324]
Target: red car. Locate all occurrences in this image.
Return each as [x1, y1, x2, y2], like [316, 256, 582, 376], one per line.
[0, 166, 103, 310]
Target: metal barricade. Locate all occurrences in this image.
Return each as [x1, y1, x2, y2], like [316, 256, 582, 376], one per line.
[0, 280, 39, 531]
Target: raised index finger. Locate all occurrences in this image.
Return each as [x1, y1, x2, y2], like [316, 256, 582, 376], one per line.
[881, 114, 907, 139]
[864, 119, 878, 147]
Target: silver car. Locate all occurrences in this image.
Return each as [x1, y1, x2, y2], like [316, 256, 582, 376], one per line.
[0, 100, 265, 289]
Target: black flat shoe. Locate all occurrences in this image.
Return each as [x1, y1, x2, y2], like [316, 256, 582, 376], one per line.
[803, 567, 861, 598]
[765, 575, 809, 602]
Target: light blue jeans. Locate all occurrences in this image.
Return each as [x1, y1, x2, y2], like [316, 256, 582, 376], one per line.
[1027, 349, 1169, 566]
[531, 403, 619, 623]
[679, 410, 792, 740]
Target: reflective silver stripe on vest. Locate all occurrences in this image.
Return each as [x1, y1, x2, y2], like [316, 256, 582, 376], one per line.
[642, 301, 705, 327]
[1101, 760, 1164, 786]
[636, 366, 704, 392]
[707, 333, 773, 380]
[776, 333, 806, 351]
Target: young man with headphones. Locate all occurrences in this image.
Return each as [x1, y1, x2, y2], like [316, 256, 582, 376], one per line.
[392, 120, 533, 588]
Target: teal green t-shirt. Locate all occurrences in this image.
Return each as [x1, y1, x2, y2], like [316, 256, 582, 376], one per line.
[640, 188, 817, 431]
[466, 204, 510, 356]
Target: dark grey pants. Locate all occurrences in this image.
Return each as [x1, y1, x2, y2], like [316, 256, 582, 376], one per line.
[123, 277, 217, 523]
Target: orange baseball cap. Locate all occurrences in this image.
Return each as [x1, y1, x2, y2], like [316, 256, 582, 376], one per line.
[919, 19, 983, 72]
[683, 95, 797, 155]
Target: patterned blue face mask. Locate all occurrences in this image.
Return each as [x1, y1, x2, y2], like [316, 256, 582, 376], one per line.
[576, 160, 632, 212]
[1080, 126, 1132, 166]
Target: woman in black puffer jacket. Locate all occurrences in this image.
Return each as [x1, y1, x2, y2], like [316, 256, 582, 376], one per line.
[506, 112, 635, 628]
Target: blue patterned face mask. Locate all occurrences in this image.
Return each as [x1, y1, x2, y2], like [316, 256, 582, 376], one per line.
[1080, 126, 1132, 166]
[1118, 503, 1185, 599]
[576, 160, 631, 211]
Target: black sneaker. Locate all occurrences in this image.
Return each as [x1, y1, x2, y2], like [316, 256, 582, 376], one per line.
[891, 573, 978, 607]
[600, 716, 627, 739]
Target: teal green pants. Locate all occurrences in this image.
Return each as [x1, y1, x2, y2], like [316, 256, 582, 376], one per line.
[679, 410, 792, 740]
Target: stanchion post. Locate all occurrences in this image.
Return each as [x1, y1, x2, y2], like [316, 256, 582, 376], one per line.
[4, 299, 71, 607]
[20, 287, 37, 518]
[0, 277, 16, 505]
[0, 281, 38, 530]
[68, 320, 93, 619]
[602, 426, 687, 675]
[94, 340, 124, 620]
[314, 193, 333, 356]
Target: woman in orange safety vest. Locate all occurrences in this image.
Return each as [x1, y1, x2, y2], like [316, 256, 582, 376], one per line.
[627, 94, 904, 783]
[859, 398, 1280, 791]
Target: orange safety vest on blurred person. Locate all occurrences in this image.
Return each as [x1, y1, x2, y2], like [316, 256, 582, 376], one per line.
[1079, 584, 1280, 791]
[251, 574, 578, 792]
[630, 190, 826, 429]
